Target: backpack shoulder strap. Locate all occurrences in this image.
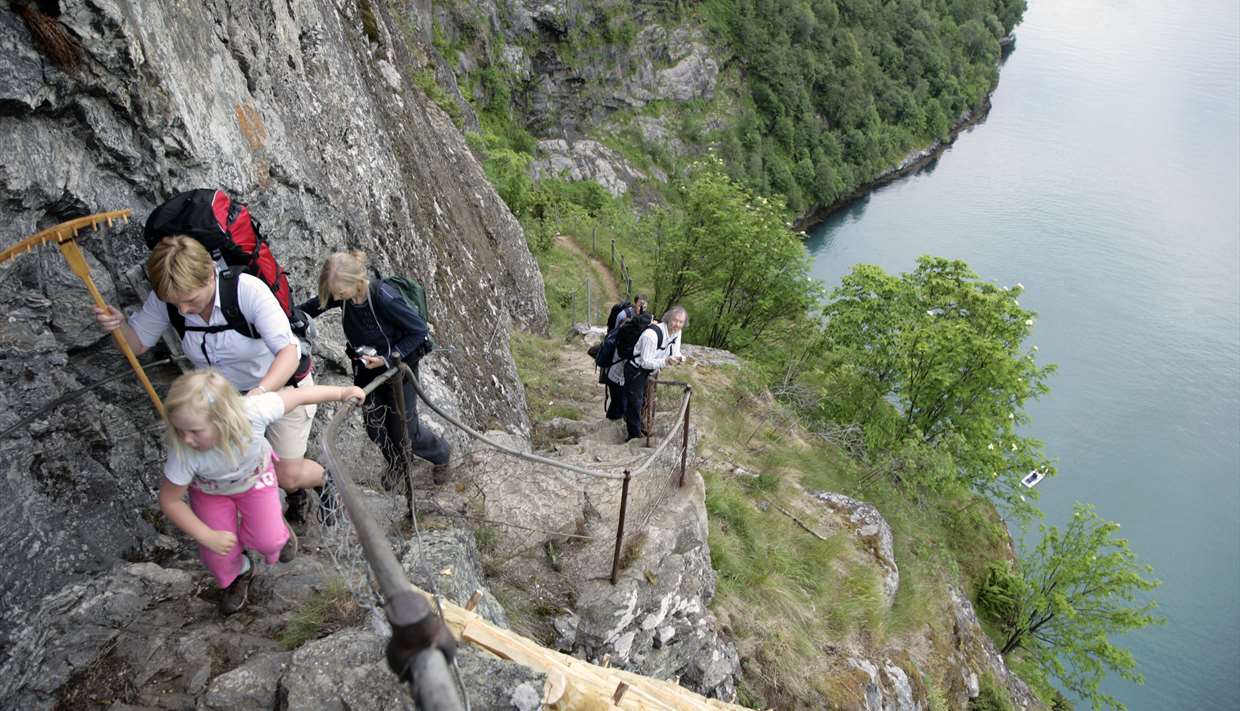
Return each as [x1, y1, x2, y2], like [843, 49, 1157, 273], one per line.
[170, 269, 259, 339]
[217, 269, 259, 338]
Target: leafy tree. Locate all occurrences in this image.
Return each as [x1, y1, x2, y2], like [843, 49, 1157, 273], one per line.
[653, 158, 819, 350]
[820, 257, 1054, 510]
[1003, 504, 1162, 710]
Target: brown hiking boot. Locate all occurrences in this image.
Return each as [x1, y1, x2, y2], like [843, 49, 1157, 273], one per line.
[220, 555, 254, 615]
[279, 520, 298, 563]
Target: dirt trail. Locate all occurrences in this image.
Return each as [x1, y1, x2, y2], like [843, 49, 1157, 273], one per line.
[555, 234, 622, 305]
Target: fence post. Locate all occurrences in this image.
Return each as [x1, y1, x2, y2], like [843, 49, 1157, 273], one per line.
[586, 279, 592, 327]
[610, 470, 632, 585]
[611, 238, 616, 266]
[570, 290, 577, 326]
[620, 255, 625, 279]
[626, 277, 633, 300]
[679, 388, 692, 488]
[592, 226, 597, 256]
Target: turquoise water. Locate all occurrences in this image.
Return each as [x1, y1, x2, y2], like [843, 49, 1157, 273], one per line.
[806, 1, 1240, 708]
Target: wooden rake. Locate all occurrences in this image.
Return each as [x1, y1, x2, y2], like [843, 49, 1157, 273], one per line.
[0, 209, 165, 417]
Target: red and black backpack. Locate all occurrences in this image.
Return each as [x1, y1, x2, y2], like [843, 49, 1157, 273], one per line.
[143, 189, 312, 383]
[143, 189, 291, 314]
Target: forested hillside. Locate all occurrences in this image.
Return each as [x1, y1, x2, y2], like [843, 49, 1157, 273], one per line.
[699, 0, 1026, 212]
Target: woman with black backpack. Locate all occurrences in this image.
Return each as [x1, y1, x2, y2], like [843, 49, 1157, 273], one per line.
[299, 252, 452, 487]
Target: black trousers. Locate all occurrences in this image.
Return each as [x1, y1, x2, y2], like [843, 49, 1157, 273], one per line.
[362, 373, 450, 485]
[622, 363, 651, 440]
[605, 379, 626, 420]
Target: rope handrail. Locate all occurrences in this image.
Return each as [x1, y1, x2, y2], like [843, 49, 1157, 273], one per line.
[320, 366, 465, 711]
[404, 361, 691, 482]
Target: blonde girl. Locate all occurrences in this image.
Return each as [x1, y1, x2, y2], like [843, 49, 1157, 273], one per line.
[159, 369, 363, 614]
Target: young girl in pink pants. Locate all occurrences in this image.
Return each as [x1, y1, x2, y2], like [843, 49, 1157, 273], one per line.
[158, 369, 364, 614]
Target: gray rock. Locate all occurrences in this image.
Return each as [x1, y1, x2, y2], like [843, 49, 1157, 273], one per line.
[531, 139, 650, 197]
[846, 655, 924, 711]
[401, 527, 509, 628]
[199, 652, 291, 711]
[812, 492, 900, 610]
[571, 473, 740, 701]
[945, 586, 1045, 710]
[279, 629, 404, 710]
[455, 647, 546, 711]
[2, 0, 547, 704]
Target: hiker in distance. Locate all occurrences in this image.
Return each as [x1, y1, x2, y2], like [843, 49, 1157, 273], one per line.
[617, 305, 687, 442]
[299, 252, 452, 487]
[612, 294, 648, 331]
[599, 294, 649, 421]
[159, 369, 363, 614]
[93, 236, 331, 517]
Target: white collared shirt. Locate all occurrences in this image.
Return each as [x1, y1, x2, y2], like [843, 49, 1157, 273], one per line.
[129, 272, 297, 391]
[607, 322, 681, 384]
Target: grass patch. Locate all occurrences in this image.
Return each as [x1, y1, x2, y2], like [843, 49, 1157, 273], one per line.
[411, 67, 463, 127]
[680, 360, 1016, 707]
[509, 330, 591, 422]
[277, 578, 363, 649]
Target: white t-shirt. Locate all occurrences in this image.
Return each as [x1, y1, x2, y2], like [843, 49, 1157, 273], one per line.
[129, 272, 298, 391]
[164, 393, 285, 495]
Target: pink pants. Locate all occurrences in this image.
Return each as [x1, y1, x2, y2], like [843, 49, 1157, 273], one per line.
[188, 462, 289, 589]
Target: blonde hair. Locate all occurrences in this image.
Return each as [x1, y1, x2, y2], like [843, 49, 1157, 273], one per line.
[164, 369, 252, 463]
[318, 251, 370, 307]
[147, 236, 215, 301]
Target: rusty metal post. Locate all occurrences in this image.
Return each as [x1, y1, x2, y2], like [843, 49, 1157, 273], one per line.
[610, 470, 632, 585]
[592, 226, 597, 256]
[627, 276, 633, 300]
[679, 388, 692, 488]
[620, 255, 626, 279]
[611, 238, 616, 265]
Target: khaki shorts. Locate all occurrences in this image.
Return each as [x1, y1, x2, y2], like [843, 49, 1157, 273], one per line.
[265, 372, 318, 460]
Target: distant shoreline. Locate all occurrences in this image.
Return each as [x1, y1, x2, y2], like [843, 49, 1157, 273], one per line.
[795, 92, 996, 233]
[796, 33, 1015, 233]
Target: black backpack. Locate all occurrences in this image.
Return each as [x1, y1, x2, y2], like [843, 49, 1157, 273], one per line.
[614, 314, 662, 365]
[605, 301, 633, 333]
[167, 268, 314, 384]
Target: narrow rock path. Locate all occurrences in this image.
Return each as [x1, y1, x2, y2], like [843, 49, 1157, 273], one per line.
[555, 234, 622, 305]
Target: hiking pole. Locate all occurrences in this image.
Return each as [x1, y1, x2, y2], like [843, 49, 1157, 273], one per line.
[0, 210, 165, 417]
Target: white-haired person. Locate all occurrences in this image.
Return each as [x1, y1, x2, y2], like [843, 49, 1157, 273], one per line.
[620, 305, 686, 441]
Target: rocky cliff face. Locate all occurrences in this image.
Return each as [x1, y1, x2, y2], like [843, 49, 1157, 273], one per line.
[0, 0, 546, 698]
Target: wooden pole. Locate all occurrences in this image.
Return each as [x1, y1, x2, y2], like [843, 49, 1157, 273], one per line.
[610, 470, 632, 585]
[58, 239, 165, 417]
[679, 389, 691, 488]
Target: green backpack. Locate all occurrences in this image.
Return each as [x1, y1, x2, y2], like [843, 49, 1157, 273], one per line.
[380, 274, 435, 354]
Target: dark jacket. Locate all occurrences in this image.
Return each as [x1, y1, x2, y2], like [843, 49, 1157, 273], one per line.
[299, 281, 429, 386]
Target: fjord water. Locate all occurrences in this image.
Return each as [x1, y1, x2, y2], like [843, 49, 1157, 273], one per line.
[806, 1, 1240, 708]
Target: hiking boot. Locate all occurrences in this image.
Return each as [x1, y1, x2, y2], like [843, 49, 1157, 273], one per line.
[316, 473, 340, 527]
[284, 488, 307, 525]
[279, 519, 298, 563]
[220, 555, 254, 615]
